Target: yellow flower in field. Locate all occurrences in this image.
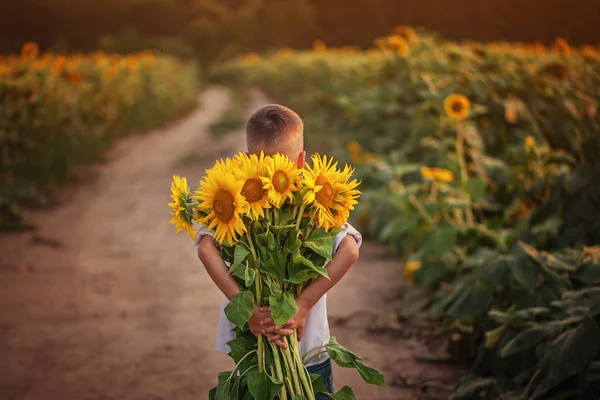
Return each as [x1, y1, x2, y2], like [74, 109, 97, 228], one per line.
[444, 94, 471, 121]
[404, 260, 421, 284]
[243, 52, 261, 64]
[51, 56, 66, 76]
[393, 26, 417, 43]
[0, 65, 12, 77]
[277, 48, 294, 59]
[346, 140, 363, 163]
[233, 152, 271, 220]
[552, 37, 571, 57]
[21, 42, 39, 61]
[387, 35, 410, 57]
[127, 57, 140, 71]
[195, 160, 248, 245]
[168, 175, 196, 240]
[581, 45, 599, 61]
[104, 66, 119, 80]
[525, 136, 535, 151]
[421, 167, 454, 183]
[261, 154, 302, 208]
[313, 40, 327, 52]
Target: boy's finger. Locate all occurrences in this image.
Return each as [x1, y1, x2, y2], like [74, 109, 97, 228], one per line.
[260, 317, 274, 326]
[268, 334, 283, 342]
[281, 321, 295, 329]
[259, 307, 271, 313]
[275, 328, 294, 336]
[261, 325, 277, 334]
[274, 340, 288, 349]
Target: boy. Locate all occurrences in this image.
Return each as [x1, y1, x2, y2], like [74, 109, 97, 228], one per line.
[196, 104, 361, 398]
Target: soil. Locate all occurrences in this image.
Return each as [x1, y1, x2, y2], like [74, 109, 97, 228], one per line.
[0, 87, 468, 400]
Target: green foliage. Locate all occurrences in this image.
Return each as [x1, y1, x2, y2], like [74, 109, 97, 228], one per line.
[0, 51, 199, 230]
[214, 27, 600, 399]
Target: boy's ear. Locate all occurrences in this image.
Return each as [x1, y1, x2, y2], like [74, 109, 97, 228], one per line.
[296, 151, 306, 169]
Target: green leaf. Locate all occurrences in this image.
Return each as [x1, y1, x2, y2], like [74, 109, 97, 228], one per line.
[233, 244, 251, 269]
[269, 291, 298, 328]
[327, 386, 357, 400]
[262, 252, 286, 283]
[531, 316, 600, 399]
[244, 265, 256, 287]
[227, 336, 256, 368]
[352, 360, 386, 387]
[292, 252, 329, 279]
[247, 371, 282, 400]
[586, 361, 600, 381]
[467, 178, 486, 202]
[310, 373, 327, 394]
[225, 291, 254, 329]
[209, 387, 216, 400]
[215, 371, 233, 400]
[499, 325, 553, 358]
[423, 224, 457, 259]
[449, 375, 500, 400]
[509, 255, 539, 290]
[303, 228, 342, 260]
[326, 337, 361, 365]
[287, 269, 310, 284]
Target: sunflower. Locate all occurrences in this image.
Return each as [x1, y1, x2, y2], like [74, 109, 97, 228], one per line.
[387, 35, 410, 57]
[261, 154, 302, 208]
[233, 152, 271, 219]
[312, 40, 327, 52]
[21, 42, 39, 61]
[404, 260, 422, 284]
[168, 175, 196, 240]
[195, 160, 248, 245]
[525, 136, 535, 151]
[303, 155, 361, 231]
[421, 167, 454, 183]
[444, 94, 471, 121]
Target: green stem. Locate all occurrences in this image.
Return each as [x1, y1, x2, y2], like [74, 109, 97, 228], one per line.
[269, 344, 288, 400]
[291, 332, 315, 400]
[303, 351, 328, 367]
[295, 203, 307, 230]
[283, 337, 303, 395]
[246, 230, 264, 373]
[409, 194, 436, 225]
[302, 345, 327, 364]
[455, 125, 475, 227]
[281, 346, 296, 395]
[226, 349, 257, 382]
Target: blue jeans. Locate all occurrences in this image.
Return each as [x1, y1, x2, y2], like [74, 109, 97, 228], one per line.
[306, 358, 334, 400]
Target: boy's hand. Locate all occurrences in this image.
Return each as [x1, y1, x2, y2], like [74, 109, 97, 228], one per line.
[249, 306, 288, 349]
[265, 305, 309, 342]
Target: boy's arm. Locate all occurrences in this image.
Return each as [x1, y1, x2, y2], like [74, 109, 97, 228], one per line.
[197, 235, 289, 349]
[263, 235, 359, 341]
[197, 235, 240, 300]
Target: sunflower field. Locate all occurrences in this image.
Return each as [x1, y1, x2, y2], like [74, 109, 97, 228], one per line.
[0, 43, 199, 229]
[213, 27, 600, 399]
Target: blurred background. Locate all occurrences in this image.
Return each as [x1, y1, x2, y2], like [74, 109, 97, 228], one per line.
[2, 0, 600, 65]
[2, 1, 600, 400]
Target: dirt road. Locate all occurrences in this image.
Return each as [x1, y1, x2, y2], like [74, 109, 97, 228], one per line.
[0, 87, 465, 400]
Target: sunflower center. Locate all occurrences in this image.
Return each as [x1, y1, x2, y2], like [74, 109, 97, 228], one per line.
[273, 170, 290, 193]
[451, 101, 464, 113]
[315, 176, 334, 207]
[241, 178, 265, 203]
[213, 189, 235, 223]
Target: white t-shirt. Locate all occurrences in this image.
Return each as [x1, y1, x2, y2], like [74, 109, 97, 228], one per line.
[194, 223, 362, 367]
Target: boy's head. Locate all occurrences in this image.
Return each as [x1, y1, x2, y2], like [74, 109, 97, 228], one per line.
[246, 104, 304, 164]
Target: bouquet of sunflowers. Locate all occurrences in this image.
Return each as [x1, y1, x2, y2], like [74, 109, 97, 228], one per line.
[169, 152, 385, 400]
